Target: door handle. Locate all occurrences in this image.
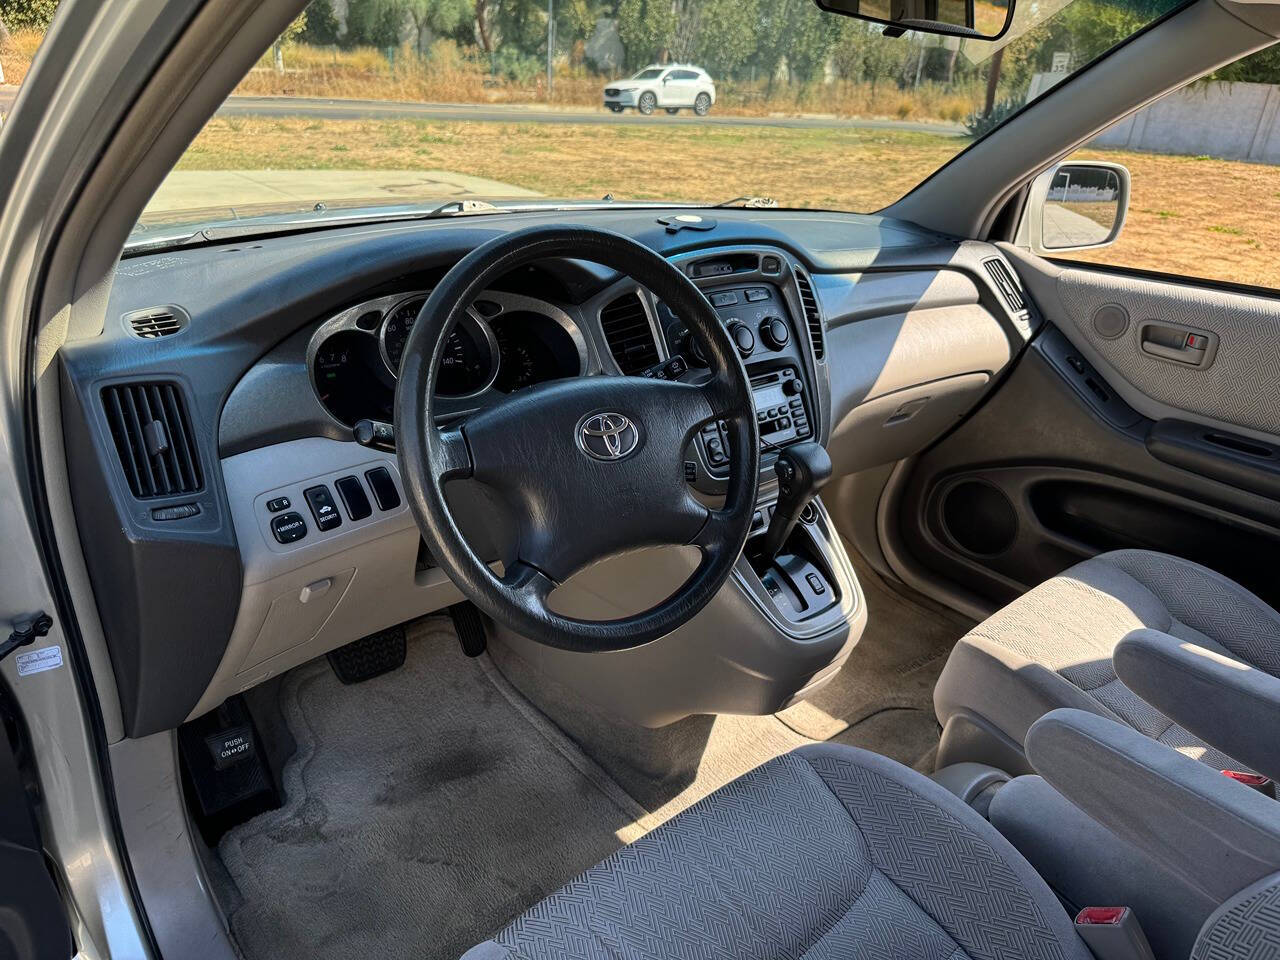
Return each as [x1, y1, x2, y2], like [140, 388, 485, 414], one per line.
[1138, 320, 1217, 368]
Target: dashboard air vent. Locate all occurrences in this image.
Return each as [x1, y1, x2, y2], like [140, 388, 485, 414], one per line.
[982, 258, 1027, 313]
[794, 269, 825, 361]
[124, 306, 188, 339]
[101, 382, 203, 499]
[599, 292, 658, 375]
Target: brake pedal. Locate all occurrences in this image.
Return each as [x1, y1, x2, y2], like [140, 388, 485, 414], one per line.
[326, 624, 407, 684]
[448, 602, 487, 657]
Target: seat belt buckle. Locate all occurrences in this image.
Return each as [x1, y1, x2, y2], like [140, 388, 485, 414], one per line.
[1073, 906, 1156, 960]
[1222, 770, 1276, 799]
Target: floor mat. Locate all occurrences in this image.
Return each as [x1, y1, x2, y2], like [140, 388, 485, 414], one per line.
[776, 549, 973, 754]
[219, 617, 643, 960]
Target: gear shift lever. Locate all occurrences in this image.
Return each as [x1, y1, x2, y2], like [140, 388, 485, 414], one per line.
[757, 442, 832, 564]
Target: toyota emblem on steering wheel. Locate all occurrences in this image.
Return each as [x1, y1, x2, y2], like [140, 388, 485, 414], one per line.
[577, 412, 640, 461]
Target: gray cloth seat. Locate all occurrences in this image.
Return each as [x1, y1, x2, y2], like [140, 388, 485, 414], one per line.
[463, 743, 1090, 960]
[935, 549, 1280, 772]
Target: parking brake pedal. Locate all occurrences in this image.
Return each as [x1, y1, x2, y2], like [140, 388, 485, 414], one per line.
[327, 624, 407, 684]
[177, 696, 279, 842]
[448, 602, 487, 658]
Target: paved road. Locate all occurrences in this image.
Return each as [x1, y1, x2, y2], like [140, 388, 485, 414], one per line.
[0, 85, 964, 136]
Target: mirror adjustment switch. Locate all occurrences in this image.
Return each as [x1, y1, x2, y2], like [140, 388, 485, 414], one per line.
[303, 484, 342, 531]
[271, 512, 308, 544]
[334, 475, 372, 521]
[266, 496, 290, 513]
[365, 467, 401, 511]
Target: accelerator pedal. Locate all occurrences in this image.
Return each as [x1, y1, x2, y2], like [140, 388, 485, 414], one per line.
[326, 624, 407, 684]
[448, 602, 487, 658]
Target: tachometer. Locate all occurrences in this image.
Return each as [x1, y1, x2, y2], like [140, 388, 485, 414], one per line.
[491, 311, 582, 393]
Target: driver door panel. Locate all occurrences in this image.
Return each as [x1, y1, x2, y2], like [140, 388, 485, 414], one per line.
[894, 255, 1280, 614]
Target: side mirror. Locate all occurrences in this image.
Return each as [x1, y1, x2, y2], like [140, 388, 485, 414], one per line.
[813, 0, 1014, 40]
[1017, 161, 1130, 255]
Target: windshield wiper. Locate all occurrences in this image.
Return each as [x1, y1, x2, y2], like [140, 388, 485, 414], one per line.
[712, 196, 779, 209]
[126, 199, 513, 254]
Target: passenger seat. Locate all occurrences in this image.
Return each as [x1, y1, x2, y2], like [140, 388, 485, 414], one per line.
[933, 549, 1279, 773]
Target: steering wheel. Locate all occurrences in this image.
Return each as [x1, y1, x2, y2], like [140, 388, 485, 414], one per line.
[396, 225, 760, 651]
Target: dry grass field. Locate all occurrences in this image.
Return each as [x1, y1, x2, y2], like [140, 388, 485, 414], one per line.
[178, 116, 1280, 287]
[0, 29, 43, 86]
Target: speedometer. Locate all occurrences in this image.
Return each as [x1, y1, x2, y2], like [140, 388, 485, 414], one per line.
[379, 295, 497, 396]
[379, 297, 425, 373]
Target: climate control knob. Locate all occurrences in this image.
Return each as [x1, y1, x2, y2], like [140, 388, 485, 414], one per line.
[760, 316, 790, 350]
[728, 321, 756, 357]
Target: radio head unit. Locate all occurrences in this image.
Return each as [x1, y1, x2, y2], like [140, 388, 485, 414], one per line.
[696, 366, 811, 472]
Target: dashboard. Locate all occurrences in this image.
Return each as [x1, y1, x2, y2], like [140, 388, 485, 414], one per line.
[56, 206, 1035, 737]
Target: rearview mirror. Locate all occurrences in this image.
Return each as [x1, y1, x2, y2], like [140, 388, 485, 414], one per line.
[1017, 161, 1130, 254]
[813, 0, 1015, 39]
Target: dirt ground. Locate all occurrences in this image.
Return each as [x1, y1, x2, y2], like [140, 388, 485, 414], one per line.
[179, 116, 1279, 288]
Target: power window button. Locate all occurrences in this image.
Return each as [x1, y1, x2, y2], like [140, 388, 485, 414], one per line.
[303, 485, 342, 531]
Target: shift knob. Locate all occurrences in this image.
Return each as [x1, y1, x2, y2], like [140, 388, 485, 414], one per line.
[758, 442, 832, 563]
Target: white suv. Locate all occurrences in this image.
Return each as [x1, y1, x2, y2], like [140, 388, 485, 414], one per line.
[603, 65, 716, 117]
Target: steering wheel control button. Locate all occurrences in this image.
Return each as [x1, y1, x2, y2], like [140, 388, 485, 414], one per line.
[577, 412, 640, 462]
[760, 317, 790, 350]
[335, 476, 372, 521]
[266, 496, 291, 513]
[303, 484, 342, 531]
[364, 467, 401, 511]
[271, 512, 308, 544]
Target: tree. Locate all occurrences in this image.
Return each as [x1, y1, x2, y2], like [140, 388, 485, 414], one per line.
[685, 0, 758, 78]
[617, 0, 677, 69]
[301, 0, 341, 45]
[347, 0, 407, 47]
[272, 11, 308, 73]
[0, 0, 59, 30]
[403, 0, 473, 54]
[785, 1, 839, 84]
[753, 0, 837, 91]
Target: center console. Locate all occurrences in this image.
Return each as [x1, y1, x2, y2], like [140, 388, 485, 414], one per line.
[650, 249, 849, 633]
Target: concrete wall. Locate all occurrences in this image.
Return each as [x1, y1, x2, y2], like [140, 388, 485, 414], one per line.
[1090, 81, 1280, 163]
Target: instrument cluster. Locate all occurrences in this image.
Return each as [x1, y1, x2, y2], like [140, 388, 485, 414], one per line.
[309, 289, 587, 427]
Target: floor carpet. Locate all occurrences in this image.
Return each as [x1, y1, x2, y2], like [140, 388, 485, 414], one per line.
[219, 617, 645, 960]
[218, 560, 972, 960]
[776, 548, 974, 767]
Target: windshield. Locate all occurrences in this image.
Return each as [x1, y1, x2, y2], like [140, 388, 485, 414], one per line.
[99, 0, 1184, 239]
